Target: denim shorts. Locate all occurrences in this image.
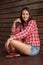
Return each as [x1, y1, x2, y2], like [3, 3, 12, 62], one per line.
[30, 45, 40, 56]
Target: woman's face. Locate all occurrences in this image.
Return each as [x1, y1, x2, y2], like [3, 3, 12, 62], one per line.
[22, 10, 30, 22]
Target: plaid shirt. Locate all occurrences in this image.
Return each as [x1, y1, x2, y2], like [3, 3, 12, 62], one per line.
[11, 20, 40, 46]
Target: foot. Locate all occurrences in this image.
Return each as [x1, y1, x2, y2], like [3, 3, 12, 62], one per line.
[5, 51, 20, 58]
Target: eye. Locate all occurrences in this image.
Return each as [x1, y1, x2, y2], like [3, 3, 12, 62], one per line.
[26, 13, 29, 15]
[22, 13, 25, 15]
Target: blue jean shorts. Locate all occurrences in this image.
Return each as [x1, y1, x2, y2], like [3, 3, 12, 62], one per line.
[30, 46, 40, 56]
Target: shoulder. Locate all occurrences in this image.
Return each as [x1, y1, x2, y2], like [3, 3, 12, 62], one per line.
[27, 20, 37, 27]
[28, 19, 37, 24]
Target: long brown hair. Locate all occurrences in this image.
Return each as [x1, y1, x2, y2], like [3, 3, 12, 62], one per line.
[20, 7, 33, 28]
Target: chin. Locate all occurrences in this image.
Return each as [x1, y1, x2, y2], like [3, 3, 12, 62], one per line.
[24, 20, 28, 22]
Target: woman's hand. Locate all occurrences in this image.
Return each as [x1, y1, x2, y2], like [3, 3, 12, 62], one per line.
[5, 37, 13, 53]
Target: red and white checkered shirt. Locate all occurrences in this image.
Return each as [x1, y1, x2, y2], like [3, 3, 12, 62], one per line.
[11, 20, 40, 46]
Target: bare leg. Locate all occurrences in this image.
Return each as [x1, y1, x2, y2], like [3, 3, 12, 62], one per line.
[10, 39, 31, 55]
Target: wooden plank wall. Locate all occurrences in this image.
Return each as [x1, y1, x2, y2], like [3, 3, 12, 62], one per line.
[0, 0, 43, 48]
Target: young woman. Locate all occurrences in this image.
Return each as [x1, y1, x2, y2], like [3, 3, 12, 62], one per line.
[5, 7, 40, 58]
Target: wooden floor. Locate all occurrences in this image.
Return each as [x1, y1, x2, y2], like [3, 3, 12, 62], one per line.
[0, 48, 43, 65]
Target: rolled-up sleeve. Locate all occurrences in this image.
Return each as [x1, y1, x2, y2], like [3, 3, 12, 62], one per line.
[14, 20, 34, 40]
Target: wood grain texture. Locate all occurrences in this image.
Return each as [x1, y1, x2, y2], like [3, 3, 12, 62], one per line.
[0, 0, 43, 47]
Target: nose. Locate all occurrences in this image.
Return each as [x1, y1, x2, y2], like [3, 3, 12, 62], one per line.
[24, 14, 26, 18]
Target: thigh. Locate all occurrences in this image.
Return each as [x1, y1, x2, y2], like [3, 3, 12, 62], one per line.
[10, 40, 31, 55]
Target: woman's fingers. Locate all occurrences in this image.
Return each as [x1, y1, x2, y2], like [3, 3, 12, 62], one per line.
[5, 39, 10, 53]
[5, 37, 13, 53]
